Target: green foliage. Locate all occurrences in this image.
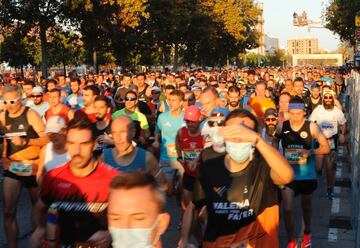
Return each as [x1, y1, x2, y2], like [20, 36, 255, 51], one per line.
[325, 0, 360, 45]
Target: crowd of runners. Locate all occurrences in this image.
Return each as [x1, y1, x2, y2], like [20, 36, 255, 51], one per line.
[0, 66, 349, 248]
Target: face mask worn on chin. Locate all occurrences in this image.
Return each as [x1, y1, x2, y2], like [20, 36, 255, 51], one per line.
[225, 141, 254, 163]
[109, 216, 160, 248]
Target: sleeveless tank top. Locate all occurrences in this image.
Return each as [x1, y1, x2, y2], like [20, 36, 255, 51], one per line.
[44, 142, 70, 172]
[4, 107, 40, 175]
[309, 97, 322, 114]
[138, 85, 149, 102]
[103, 147, 147, 172]
[45, 104, 71, 124]
[180, 127, 204, 177]
[280, 120, 316, 180]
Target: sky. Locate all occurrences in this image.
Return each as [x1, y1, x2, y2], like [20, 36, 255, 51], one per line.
[261, 0, 340, 51]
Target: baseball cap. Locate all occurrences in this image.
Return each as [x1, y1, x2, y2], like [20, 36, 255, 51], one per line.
[45, 116, 67, 133]
[322, 89, 336, 97]
[191, 84, 202, 91]
[264, 108, 278, 118]
[184, 105, 201, 122]
[31, 86, 44, 95]
[210, 107, 230, 118]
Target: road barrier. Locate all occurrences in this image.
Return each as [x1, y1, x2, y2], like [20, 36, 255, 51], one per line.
[348, 69, 360, 246]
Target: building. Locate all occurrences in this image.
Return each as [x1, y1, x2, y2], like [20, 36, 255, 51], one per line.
[264, 34, 279, 55]
[248, 2, 265, 56]
[287, 37, 318, 55]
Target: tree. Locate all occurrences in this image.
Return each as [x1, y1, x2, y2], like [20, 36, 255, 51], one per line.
[47, 27, 83, 75]
[325, 0, 360, 45]
[266, 49, 287, 67]
[0, 0, 64, 77]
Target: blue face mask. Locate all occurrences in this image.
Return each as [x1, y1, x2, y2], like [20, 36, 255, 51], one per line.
[225, 141, 253, 163]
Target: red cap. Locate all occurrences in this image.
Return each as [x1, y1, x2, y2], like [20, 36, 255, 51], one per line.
[184, 105, 201, 122]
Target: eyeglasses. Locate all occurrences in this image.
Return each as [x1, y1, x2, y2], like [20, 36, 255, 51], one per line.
[265, 117, 277, 122]
[125, 97, 137, 101]
[323, 96, 333, 100]
[2, 97, 20, 105]
[31, 95, 42, 98]
[208, 119, 225, 127]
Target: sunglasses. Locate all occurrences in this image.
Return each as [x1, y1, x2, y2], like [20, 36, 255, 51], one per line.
[208, 119, 225, 127]
[31, 95, 42, 98]
[185, 120, 198, 124]
[265, 117, 277, 122]
[2, 97, 20, 105]
[151, 91, 160, 94]
[125, 97, 137, 101]
[323, 96, 333, 100]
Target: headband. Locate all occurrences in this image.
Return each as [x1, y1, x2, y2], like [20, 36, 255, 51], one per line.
[288, 103, 305, 110]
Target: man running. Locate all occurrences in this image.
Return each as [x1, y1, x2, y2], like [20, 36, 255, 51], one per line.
[27, 86, 50, 118]
[31, 118, 118, 247]
[277, 97, 330, 248]
[45, 88, 74, 124]
[1, 85, 49, 248]
[309, 89, 347, 199]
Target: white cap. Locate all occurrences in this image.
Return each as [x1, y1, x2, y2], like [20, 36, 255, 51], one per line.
[31, 86, 44, 95]
[45, 116, 66, 133]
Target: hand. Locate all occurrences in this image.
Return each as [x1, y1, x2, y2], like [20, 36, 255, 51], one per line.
[87, 230, 112, 248]
[30, 227, 45, 248]
[339, 134, 346, 144]
[10, 136, 26, 146]
[218, 124, 259, 143]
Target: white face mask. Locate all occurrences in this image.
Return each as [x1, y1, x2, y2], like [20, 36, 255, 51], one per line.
[225, 141, 254, 163]
[109, 216, 160, 248]
[209, 126, 226, 153]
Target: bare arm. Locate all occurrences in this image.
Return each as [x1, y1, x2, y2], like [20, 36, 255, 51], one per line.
[36, 146, 46, 184]
[175, 129, 182, 159]
[68, 109, 74, 121]
[27, 109, 49, 147]
[310, 122, 330, 156]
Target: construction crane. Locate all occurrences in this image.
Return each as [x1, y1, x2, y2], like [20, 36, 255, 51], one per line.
[293, 11, 324, 32]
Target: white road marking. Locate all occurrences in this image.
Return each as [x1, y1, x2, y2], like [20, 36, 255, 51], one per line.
[328, 228, 338, 242]
[331, 198, 340, 214]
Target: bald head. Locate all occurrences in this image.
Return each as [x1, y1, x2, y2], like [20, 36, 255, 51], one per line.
[200, 87, 219, 117]
[111, 116, 136, 152]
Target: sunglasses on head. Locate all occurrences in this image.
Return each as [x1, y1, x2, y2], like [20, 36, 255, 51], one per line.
[323, 96, 333, 100]
[2, 97, 20, 105]
[208, 119, 225, 127]
[265, 117, 277, 122]
[125, 97, 137, 101]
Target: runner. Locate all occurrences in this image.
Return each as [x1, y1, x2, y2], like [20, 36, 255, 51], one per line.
[276, 97, 330, 248]
[75, 85, 100, 123]
[36, 116, 69, 183]
[102, 115, 165, 183]
[153, 90, 186, 194]
[309, 89, 347, 199]
[31, 118, 118, 247]
[107, 171, 170, 248]
[65, 77, 84, 111]
[27, 86, 50, 118]
[189, 109, 293, 247]
[1, 85, 49, 248]
[93, 95, 114, 157]
[45, 88, 74, 121]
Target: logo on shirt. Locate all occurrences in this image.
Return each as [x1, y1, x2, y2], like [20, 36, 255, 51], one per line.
[164, 121, 171, 127]
[18, 124, 24, 130]
[284, 131, 290, 134]
[189, 142, 198, 149]
[300, 131, 308, 139]
[213, 186, 227, 197]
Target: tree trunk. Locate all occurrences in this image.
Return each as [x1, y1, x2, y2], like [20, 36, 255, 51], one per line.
[63, 62, 67, 77]
[20, 66, 24, 79]
[93, 50, 98, 73]
[162, 48, 166, 72]
[173, 43, 179, 72]
[39, 22, 48, 78]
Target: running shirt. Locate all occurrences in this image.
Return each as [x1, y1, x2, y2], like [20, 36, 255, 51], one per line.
[103, 147, 147, 172]
[156, 111, 185, 161]
[180, 126, 204, 177]
[309, 97, 322, 114]
[278, 120, 316, 180]
[309, 105, 346, 138]
[138, 85, 149, 102]
[45, 104, 72, 124]
[75, 108, 97, 123]
[4, 107, 40, 176]
[111, 108, 149, 130]
[193, 154, 279, 248]
[43, 142, 70, 172]
[28, 102, 50, 118]
[40, 161, 118, 246]
[65, 93, 84, 111]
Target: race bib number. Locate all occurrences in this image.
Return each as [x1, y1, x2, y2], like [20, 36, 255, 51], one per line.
[9, 161, 33, 176]
[285, 148, 307, 165]
[328, 138, 335, 149]
[183, 150, 201, 161]
[166, 144, 177, 158]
